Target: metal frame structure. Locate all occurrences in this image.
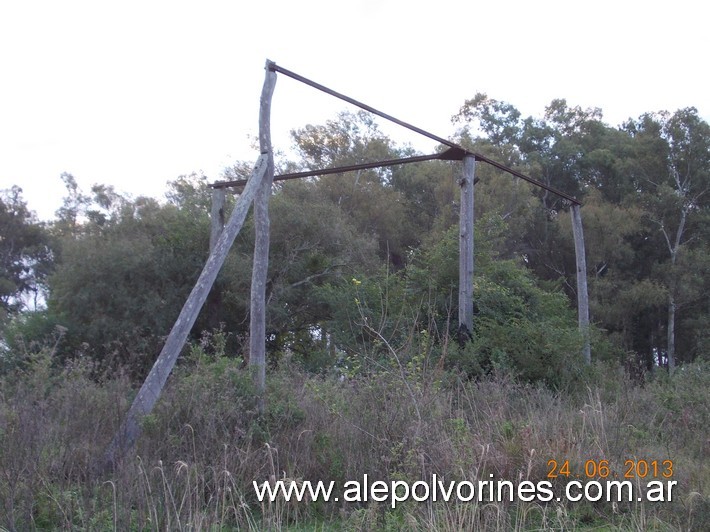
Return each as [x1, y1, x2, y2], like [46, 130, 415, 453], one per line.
[106, 61, 591, 468]
[210, 61, 588, 357]
[212, 63, 581, 208]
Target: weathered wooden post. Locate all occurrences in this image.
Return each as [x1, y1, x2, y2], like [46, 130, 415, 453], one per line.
[207, 187, 227, 329]
[103, 155, 268, 468]
[570, 204, 591, 364]
[210, 188, 226, 252]
[458, 155, 475, 343]
[249, 60, 277, 414]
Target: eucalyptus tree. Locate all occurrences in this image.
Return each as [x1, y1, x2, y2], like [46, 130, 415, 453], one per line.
[624, 108, 710, 369]
[452, 95, 628, 295]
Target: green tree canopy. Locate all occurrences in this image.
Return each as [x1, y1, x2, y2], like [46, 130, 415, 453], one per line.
[0, 187, 53, 323]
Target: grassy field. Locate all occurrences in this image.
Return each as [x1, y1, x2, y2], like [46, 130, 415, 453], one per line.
[0, 345, 708, 531]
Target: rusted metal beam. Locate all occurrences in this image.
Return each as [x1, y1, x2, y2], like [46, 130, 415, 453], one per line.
[472, 152, 581, 205]
[218, 63, 582, 205]
[270, 63, 459, 151]
[211, 152, 452, 189]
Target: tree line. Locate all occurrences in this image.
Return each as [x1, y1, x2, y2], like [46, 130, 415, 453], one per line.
[1, 99, 708, 383]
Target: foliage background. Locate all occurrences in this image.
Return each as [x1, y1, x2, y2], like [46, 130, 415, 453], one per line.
[0, 99, 708, 529]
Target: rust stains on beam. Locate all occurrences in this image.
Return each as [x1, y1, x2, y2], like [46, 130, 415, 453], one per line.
[268, 63, 581, 205]
[211, 152, 454, 189]
[472, 152, 581, 205]
[215, 63, 581, 205]
[270, 63, 459, 151]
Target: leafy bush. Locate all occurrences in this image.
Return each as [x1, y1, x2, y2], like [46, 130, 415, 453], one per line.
[408, 223, 584, 387]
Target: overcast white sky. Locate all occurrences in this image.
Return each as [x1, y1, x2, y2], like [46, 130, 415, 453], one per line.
[1, 0, 707, 220]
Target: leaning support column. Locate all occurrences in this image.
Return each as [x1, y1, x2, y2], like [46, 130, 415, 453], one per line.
[458, 155, 475, 343]
[571, 204, 591, 364]
[103, 155, 268, 469]
[249, 60, 277, 415]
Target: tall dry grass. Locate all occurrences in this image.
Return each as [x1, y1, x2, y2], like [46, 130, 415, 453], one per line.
[0, 344, 708, 530]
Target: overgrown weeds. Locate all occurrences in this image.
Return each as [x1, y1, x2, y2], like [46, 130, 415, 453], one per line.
[0, 345, 708, 530]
